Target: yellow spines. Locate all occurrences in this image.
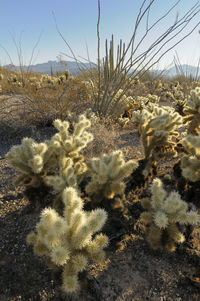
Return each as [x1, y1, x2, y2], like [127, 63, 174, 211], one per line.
[27, 187, 108, 294]
[85, 150, 138, 201]
[140, 178, 200, 251]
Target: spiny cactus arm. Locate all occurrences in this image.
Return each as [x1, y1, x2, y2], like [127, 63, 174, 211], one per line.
[62, 257, 88, 294]
[147, 224, 162, 250]
[150, 178, 167, 210]
[182, 134, 200, 154]
[141, 197, 152, 210]
[6, 151, 33, 174]
[72, 209, 107, 249]
[73, 114, 91, 137]
[153, 211, 169, 229]
[62, 187, 84, 226]
[180, 134, 200, 181]
[185, 210, 200, 225]
[62, 265, 79, 293]
[109, 159, 138, 181]
[45, 156, 77, 192]
[140, 211, 153, 224]
[74, 161, 89, 183]
[108, 182, 125, 197]
[166, 224, 185, 244]
[42, 142, 58, 169]
[85, 233, 109, 255]
[53, 119, 70, 134]
[27, 232, 49, 256]
[13, 174, 31, 187]
[44, 175, 67, 192]
[50, 245, 70, 266]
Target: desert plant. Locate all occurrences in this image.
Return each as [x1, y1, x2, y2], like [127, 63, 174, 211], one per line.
[44, 153, 88, 210]
[85, 150, 138, 202]
[51, 114, 93, 162]
[183, 87, 200, 134]
[55, 0, 200, 118]
[6, 137, 57, 188]
[27, 187, 108, 294]
[140, 178, 200, 251]
[180, 132, 200, 182]
[132, 105, 183, 176]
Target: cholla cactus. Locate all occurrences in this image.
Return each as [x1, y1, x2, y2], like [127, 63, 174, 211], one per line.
[6, 138, 57, 188]
[161, 81, 184, 102]
[65, 109, 99, 125]
[140, 178, 200, 251]
[51, 114, 93, 162]
[45, 155, 77, 190]
[183, 87, 200, 134]
[44, 153, 88, 210]
[27, 187, 108, 294]
[85, 150, 138, 201]
[173, 98, 186, 116]
[180, 133, 200, 182]
[132, 105, 183, 176]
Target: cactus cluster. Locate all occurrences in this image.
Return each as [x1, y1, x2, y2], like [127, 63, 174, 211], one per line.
[85, 150, 138, 201]
[27, 187, 108, 293]
[132, 105, 183, 176]
[180, 132, 200, 182]
[140, 178, 200, 251]
[183, 87, 200, 135]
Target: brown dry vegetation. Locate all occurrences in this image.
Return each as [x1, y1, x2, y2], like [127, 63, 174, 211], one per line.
[0, 69, 200, 301]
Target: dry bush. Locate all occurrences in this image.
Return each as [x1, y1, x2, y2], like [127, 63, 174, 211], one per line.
[83, 117, 119, 160]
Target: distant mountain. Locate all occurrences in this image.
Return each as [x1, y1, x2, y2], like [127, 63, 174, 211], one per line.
[3, 61, 200, 79]
[154, 64, 200, 78]
[4, 60, 97, 76]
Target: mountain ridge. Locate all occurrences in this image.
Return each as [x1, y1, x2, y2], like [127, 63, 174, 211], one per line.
[3, 61, 200, 78]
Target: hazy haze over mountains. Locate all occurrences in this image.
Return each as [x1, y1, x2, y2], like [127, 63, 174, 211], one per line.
[4, 60, 97, 76]
[3, 61, 200, 78]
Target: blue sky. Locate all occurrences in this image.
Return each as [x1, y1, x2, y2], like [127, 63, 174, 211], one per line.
[0, 0, 200, 69]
